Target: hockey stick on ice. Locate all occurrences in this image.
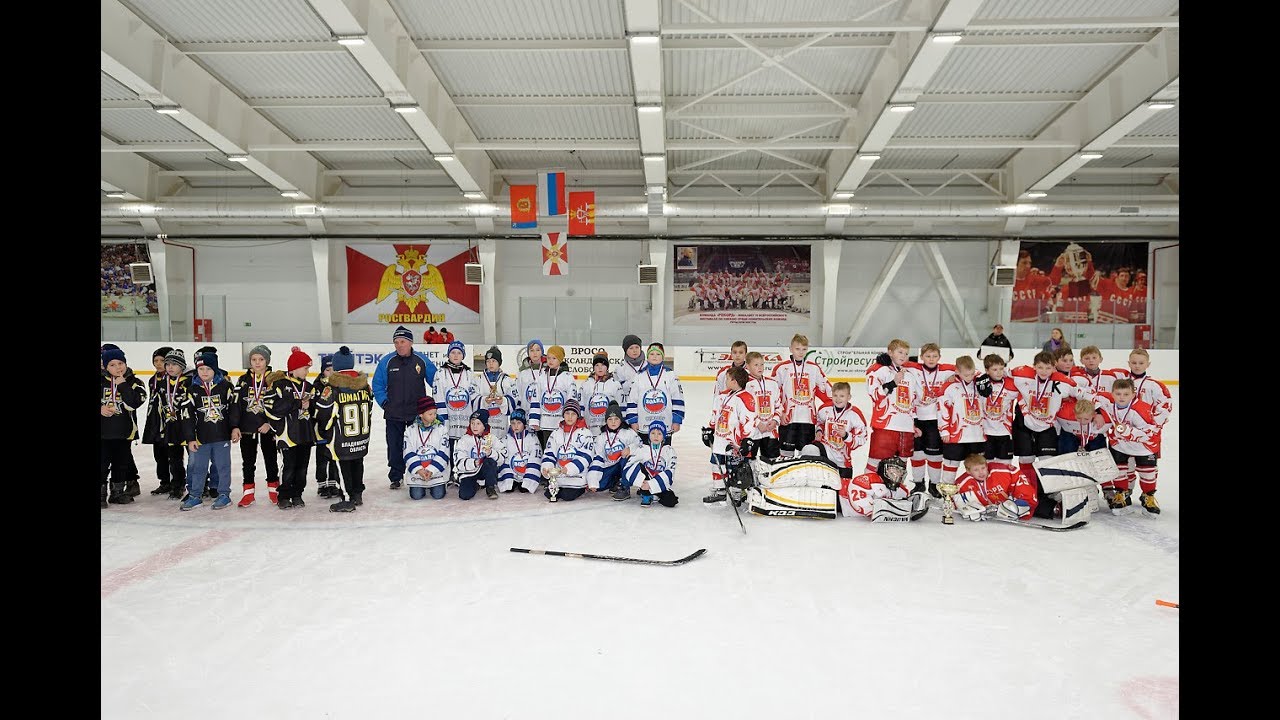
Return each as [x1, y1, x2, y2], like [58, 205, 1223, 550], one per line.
[509, 547, 707, 566]
[715, 455, 747, 534]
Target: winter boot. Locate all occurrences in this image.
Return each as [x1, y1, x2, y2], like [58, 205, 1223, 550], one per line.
[330, 497, 356, 512]
[1138, 491, 1161, 515]
[486, 485, 499, 500]
[108, 482, 133, 504]
[150, 482, 171, 495]
[352, 492, 363, 507]
[640, 491, 653, 507]
[127, 479, 141, 497]
[267, 480, 280, 505]
[277, 495, 293, 510]
[702, 488, 727, 504]
[292, 497, 305, 509]
[168, 481, 185, 500]
[238, 483, 256, 507]
[612, 486, 631, 501]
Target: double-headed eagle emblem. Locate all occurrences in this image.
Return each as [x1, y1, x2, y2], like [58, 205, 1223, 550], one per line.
[377, 248, 448, 312]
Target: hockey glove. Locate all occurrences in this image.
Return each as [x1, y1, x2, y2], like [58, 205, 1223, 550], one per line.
[701, 426, 715, 448]
[875, 352, 892, 367]
[975, 376, 993, 398]
[996, 498, 1032, 521]
[738, 437, 757, 459]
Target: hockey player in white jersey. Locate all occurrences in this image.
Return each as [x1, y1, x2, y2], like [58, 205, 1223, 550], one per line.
[813, 381, 869, 479]
[625, 342, 685, 443]
[474, 345, 517, 434]
[713, 340, 748, 395]
[434, 340, 478, 462]
[742, 351, 784, 461]
[452, 410, 506, 500]
[498, 408, 542, 494]
[613, 334, 647, 401]
[702, 365, 756, 504]
[515, 339, 547, 416]
[771, 333, 832, 458]
[618, 421, 679, 507]
[530, 345, 579, 450]
[403, 396, 451, 501]
[539, 399, 595, 502]
[579, 353, 624, 434]
[587, 403, 641, 494]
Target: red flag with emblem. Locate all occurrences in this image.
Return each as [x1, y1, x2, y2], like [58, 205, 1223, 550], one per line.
[541, 232, 568, 276]
[568, 191, 595, 235]
[510, 185, 537, 229]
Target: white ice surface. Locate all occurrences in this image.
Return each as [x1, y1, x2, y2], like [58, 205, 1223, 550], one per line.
[102, 382, 1179, 720]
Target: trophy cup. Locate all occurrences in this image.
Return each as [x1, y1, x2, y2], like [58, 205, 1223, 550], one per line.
[936, 483, 959, 525]
[481, 432, 494, 456]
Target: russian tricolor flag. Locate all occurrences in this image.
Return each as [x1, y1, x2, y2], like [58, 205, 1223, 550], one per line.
[539, 170, 566, 217]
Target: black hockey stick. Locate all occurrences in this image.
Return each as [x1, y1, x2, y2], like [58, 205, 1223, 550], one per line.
[988, 515, 1087, 532]
[715, 456, 747, 534]
[509, 547, 707, 566]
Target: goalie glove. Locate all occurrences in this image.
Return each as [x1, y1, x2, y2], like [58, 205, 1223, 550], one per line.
[996, 498, 1032, 521]
[701, 426, 714, 448]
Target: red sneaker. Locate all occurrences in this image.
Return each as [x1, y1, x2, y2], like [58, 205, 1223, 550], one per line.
[267, 480, 280, 505]
[237, 483, 255, 507]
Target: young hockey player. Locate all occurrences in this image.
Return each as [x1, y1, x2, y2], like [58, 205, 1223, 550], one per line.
[619, 421, 679, 507]
[713, 340, 748, 395]
[313, 356, 340, 499]
[101, 345, 148, 507]
[539, 399, 594, 502]
[1056, 397, 1109, 455]
[235, 344, 281, 506]
[154, 349, 190, 499]
[314, 346, 373, 512]
[951, 454, 1039, 523]
[702, 366, 756, 505]
[742, 351, 783, 461]
[262, 347, 316, 510]
[498, 408, 542, 494]
[102, 344, 145, 498]
[625, 342, 685, 444]
[1094, 378, 1163, 515]
[434, 340, 478, 463]
[938, 355, 988, 484]
[613, 334, 646, 400]
[587, 403, 640, 494]
[837, 456, 926, 521]
[404, 396, 451, 500]
[475, 345, 517, 437]
[141, 346, 174, 495]
[579, 353, 624, 434]
[1070, 346, 1116, 399]
[906, 343, 955, 496]
[976, 354, 1018, 463]
[865, 339, 924, 486]
[516, 339, 547, 416]
[530, 345, 579, 449]
[771, 334, 831, 458]
[814, 381, 869, 479]
[452, 411, 506, 500]
[1009, 351, 1075, 518]
[1110, 347, 1173, 459]
[1052, 347, 1076, 376]
[176, 350, 241, 510]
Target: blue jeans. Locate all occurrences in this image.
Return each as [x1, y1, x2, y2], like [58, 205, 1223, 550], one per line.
[595, 463, 625, 491]
[186, 441, 232, 497]
[386, 418, 410, 483]
[410, 485, 447, 500]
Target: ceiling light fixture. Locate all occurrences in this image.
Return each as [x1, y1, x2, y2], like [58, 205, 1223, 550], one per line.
[336, 35, 366, 46]
[226, 154, 250, 163]
[391, 103, 419, 114]
[636, 104, 663, 114]
[104, 191, 127, 199]
[888, 104, 915, 113]
[279, 190, 301, 198]
[857, 153, 881, 162]
[153, 105, 181, 115]
[831, 191, 854, 200]
[931, 32, 963, 44]
[434, 154, 456, 163]
[1078, 152, 1103, 161]
[463, 191, 485, 200]
[1146, 100, 1175, 110]
[1024, 191, 1048, 199]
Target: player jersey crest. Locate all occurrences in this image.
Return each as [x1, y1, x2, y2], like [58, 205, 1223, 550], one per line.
[964, 397, 982, 423]
[984, 392, 1006, 418]
[1028, 395, 1050, 419]
[716, 407, 731, 435]
[755, 393, 772, 418]
[643, 389, 668, 414]
[588, 394, 610, 416]
[825, 419, 848, 442]
[893, 384, 912, 411]
[445, 387, 470, 410]
[511, 452, 531, 474]
[542, 391, 564, 413]
[556, 448, 576, 467]
[792, 375, 811, 401]
[604, 440, 626, 462]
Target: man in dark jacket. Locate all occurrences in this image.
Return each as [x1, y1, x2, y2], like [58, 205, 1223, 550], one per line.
[372, 326, 438, 489]
[977, 323, 1014, 361]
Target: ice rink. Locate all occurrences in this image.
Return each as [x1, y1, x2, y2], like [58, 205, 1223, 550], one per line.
[102, 381, 1178, 719]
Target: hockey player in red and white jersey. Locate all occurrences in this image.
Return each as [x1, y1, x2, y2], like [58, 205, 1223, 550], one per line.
[1069, 345, 1117, 399]
[702, 365, 756, 504]
[837, 456, 927, 521]
[904, 343, 955, 495]
[976, 354, 1019, 463]
[713, 340, 749, 395]
[864, 338, 924, 485]
[1054, 396, 1110, 455]
[813, 381, 868, 478]
[743, 351, 784, 461]
[1009, 351, 1075, 518]
[1110, 348, 1172, 429]
[938, 355, 987, 484]
[951, 454, 1040, 522]
[1092, 379, 1163, 515]
[771, 333, 831, 458]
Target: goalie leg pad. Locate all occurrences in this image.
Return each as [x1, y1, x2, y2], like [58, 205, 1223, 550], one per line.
[1033, 449, 1122, 493]
[1056, 488, 1094, 524]
[747, 485, 837, 519]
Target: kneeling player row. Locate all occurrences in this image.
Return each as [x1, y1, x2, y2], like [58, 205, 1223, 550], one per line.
[402, 397, 679, 507]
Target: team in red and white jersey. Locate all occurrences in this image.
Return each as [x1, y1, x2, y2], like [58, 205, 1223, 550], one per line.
[977, 354, 1019, 461]
[1091, 377, 1164, 515]
[905, 344, 955, 491]
[771, 334, 832, 456]
[1109, 348, 1172, 430]
[713, 341, 749, 396]
[951, 456, 1039, 521]
[1009, 359, 1075, 433]
[742, 352, 784, 458]
[1092, 392, 1160, 458]
[813, 382, 868, 474]
[865, 339, 925, 477]
[1053, 396, 1111, 454]
[1069, 346, 1118, 398]
[938, 356, 987, 483]
[1093, 268, 1142, 323]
